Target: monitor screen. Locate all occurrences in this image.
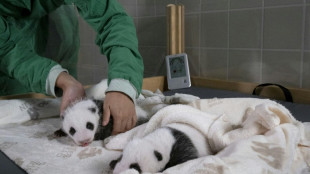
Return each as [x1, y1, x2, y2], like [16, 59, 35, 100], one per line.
[169, 56, 186, 78]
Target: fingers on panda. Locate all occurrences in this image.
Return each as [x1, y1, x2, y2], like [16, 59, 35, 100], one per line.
[110, 123, 211, 174]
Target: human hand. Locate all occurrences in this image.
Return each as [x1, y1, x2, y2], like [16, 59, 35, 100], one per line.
[56, 72, 86, 116]
[103, 92, 137, 135]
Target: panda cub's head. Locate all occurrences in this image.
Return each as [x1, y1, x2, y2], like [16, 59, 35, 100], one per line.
[62, 99, 101, 146]
[111, 139, 168, 174]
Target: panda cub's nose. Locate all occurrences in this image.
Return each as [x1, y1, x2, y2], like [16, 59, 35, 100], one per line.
[79, 138, 91, 146]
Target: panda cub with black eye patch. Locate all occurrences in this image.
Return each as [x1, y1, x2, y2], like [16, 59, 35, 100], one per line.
[54, 99, 150, 146]
[110, 123, 212, 174]
[54, 99, 109, 146]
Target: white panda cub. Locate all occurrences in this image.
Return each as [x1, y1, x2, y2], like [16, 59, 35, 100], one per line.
[110, 123, 211, 174]
[54, 99, 106, 146]
[54, 99, 149, 146]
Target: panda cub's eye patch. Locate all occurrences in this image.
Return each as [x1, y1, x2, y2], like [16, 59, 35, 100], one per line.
[129, 163, 141, 173]
[86, 122, 94, 130]
[69, 127, 76, 136]
[88, 107, 97, 113]
[154, 150, 163, 161]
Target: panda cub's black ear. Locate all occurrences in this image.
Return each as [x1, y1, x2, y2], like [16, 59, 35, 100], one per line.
[154, 150, 162, 161]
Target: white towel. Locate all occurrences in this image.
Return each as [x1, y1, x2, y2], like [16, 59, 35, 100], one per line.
[0, 98, 61, 126]
[106, 98, 310, 174]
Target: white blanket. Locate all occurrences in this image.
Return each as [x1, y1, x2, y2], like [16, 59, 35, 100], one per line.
[0, 86, 199, 174]
[0, 78, 309, 174]
[105, 98, 310, 174]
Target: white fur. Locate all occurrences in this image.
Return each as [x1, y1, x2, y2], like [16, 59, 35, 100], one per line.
[85, 79, 108, 100]
[113, 127, 176, 174]
[113, 123, 211, 174]
[62, 98, 155, 146]
[62, 99, 100, 146]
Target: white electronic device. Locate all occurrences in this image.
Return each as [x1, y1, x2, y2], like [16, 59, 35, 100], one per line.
[165, 53, 191, 90]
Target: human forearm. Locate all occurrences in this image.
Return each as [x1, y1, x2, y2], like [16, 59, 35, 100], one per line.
[71, 0, 144, 95]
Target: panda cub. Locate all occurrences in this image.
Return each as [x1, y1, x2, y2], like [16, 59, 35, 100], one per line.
[54, 99, 148, 146]
[110, 123, 211, 174]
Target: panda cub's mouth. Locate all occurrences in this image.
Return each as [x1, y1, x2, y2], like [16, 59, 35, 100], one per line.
[78, 137, 93, 147]
[81, 142, 90, 147]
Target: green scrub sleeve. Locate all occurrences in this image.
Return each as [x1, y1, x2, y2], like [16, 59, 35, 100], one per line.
[69, 0, 144, 96]
[0, 43, 58, 94]
[0, 0, 68, 95]
[0, 16, 58, 95]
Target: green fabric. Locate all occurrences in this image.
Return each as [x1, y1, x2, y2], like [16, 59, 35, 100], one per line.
[0, 0, 144, 96]
[40, 5, 80, 77]
[67, 0, 144, 95]
[0, 0, 77, 95]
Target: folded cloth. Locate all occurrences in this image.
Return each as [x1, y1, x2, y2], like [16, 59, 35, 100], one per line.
[0, 98, 61, 126]
[105, 98, 310, 174]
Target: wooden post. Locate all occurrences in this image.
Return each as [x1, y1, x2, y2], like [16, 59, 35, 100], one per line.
[177, 4, 185, 54]
[166, 4, 185, 55]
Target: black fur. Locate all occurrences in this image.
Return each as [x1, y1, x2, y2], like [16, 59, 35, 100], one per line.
[154, 150, 163, 161]
[54, 99, 150, 142]
[69, 127, 76, 136]
[93, 100, 114, 140]
[53, 99, 113, 140]
[93, 99, 148, 141]
[162, 127, 198, 171]
[110, 127, 199, 173]
[110, 155, 122, 169]
[88, 107, 97, 113]
[129, 163, 141, 173]
[86, 122, 94, 130]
